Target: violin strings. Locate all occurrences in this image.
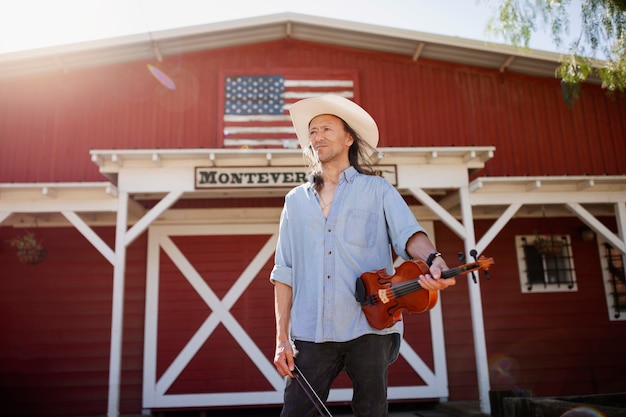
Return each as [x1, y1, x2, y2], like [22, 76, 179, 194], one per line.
[383, 263, 480, 300]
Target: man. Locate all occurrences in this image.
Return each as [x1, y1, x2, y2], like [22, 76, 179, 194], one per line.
[270, 95, 455, 417]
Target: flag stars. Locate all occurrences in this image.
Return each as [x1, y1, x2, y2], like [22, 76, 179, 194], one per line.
[225, 75, 285, 115]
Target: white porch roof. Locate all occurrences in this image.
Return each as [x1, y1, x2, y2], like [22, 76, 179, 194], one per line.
[1, 147, 624, 228]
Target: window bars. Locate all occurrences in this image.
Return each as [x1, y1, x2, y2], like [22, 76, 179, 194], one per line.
[521, 235, 576, 291]
[604, 243, 626, 319]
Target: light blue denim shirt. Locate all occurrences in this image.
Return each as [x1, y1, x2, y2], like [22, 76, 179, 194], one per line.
[270, 166, 424, 343]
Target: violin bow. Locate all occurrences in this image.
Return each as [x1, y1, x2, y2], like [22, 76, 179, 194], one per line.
[292, 365, 334, 417]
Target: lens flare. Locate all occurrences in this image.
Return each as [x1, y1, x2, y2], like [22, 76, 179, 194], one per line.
[147, 64, 176, 90]
[488, 353, 519, 386]
[560, 406, 606, 417]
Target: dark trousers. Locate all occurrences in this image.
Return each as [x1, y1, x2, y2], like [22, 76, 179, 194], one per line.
[280, 334, 395, 417]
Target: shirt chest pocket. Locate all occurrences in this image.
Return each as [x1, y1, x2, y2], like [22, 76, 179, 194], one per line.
[343, 209, 378, 248]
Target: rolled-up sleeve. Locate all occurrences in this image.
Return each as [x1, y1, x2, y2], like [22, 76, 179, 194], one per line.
[270, 206, 293, 287]
[383, 184, 424, 260]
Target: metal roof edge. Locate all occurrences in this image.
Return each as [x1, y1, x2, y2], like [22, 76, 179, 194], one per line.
[0, 12, 572, 80]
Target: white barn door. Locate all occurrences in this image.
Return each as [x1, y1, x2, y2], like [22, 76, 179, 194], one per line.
[142, 223, 448, 410]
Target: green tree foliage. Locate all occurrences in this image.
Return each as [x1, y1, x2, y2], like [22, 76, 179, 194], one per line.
[485, 0, 626, 104]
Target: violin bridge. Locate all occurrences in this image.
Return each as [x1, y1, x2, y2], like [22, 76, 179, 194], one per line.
[378, 289, 389, 304]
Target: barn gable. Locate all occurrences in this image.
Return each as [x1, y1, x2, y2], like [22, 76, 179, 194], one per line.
[1, 14, 624, 183]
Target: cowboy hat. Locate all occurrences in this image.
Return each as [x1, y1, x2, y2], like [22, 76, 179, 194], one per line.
[289, 95, 379, 152]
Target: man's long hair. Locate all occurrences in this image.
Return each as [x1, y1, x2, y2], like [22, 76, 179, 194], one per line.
[303, 118, 380, 190]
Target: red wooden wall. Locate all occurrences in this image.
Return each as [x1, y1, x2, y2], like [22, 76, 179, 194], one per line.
[1, 39, 625, 184]
[435, 217, 626, 400]
[0, 227, 146, 416]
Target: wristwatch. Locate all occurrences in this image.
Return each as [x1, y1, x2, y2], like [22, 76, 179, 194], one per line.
[426, 252, 443, 267]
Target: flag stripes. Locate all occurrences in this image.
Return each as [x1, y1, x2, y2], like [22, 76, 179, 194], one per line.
[222, 75, 355, 148]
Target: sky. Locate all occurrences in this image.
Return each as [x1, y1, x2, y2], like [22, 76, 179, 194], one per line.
[0, 0, 575, 56]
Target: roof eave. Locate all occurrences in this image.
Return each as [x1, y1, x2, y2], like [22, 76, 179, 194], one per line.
[0, 12, 587, 82]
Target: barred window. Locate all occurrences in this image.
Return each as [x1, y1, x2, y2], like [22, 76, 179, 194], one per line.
[599, 240, 626, 321]
[516, 235, 577, 293]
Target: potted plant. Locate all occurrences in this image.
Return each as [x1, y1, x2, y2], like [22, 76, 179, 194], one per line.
[533, 233, 565, 256]
[9, 230, 47, 265]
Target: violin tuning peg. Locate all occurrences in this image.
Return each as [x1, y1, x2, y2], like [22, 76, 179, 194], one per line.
[458, 252, 465, 262]
[484, 270, 490, 280]
[470, 249, 478, 261]
[470, 271, 477, 284]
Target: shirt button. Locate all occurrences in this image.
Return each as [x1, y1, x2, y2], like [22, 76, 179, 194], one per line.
[327, 275, 331, 280]
[328, 251, 332, 255]
[328, 228, 331, 232]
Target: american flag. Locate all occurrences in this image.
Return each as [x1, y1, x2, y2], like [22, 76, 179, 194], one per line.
[222, 74, 355, 148]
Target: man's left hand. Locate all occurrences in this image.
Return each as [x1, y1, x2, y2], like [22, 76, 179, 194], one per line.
[419, 260, 456, 290]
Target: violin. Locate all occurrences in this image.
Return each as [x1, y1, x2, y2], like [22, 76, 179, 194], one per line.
[355, 254, 494, 330]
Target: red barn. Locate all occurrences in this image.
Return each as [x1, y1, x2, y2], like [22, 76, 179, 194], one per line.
[0, 13, 624, 417]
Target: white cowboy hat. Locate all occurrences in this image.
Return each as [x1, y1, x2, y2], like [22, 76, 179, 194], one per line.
[289, 95, 379, 153]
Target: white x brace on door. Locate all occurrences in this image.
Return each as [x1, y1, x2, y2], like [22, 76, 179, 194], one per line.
[142, 223, 448, 409]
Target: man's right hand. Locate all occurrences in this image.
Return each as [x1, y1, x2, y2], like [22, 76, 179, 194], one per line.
[274, 340, 295, 378]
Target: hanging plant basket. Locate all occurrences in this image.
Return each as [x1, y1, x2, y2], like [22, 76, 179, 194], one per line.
[9, 230, 47, 265]
[16, 248, 47, 265]
[533, 236, 565, 256]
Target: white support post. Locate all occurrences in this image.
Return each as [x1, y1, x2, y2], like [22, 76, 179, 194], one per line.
[107, 191, 129, 417]
[458, 185, 491, 414]
[62, 211, 115, 265]
[566, 202, 626, 253]
[611, 201, 626, 269]
[409, 187, 466, 240]
[124, 190, 182, 247]
[0, 211, 11, 224]
[615, 202, 626, 282]
[475, 203, 522, 255]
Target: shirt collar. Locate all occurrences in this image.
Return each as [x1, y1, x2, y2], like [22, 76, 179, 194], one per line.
[307, 166, 358, 189]
[341, 166, 358, 183]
